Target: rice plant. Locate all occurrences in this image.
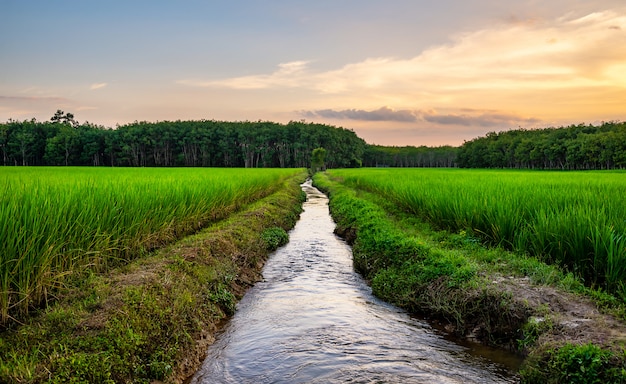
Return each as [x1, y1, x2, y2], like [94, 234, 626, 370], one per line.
[0, 167, 302, 324]
[327, 168, 626, 296]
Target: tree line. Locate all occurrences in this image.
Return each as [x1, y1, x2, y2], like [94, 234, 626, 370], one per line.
[457, 121, 626, 169]
[3, 111, 625, 170]
[0, 113, 366, 168]
[362, 145, 458, 167]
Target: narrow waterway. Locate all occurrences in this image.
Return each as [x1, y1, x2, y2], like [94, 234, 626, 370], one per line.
[190, 180, 520, 384]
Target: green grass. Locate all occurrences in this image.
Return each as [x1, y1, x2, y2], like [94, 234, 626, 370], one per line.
[325, 168, 626, 297]
[0, 172, 307, 383]
[314, 170, 626, 383]
[520, 343, 626, 383]
[0, 167, 303, 325]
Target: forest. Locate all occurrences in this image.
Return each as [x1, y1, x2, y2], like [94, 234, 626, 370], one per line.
[456, 121, 626, 169]
[2, 111, 626, 170]
[0, 111, 366, 168]
[362, 145, 458, 168]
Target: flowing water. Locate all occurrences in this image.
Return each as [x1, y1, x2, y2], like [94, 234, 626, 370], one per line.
[190, 180, 521, 383]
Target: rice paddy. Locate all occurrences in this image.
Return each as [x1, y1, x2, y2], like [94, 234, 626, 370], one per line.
[326, 168, 626, 297]
[0, 167, 303, 324]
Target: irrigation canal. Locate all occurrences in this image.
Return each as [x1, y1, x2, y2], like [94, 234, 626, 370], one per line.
[189, 180, 521, 383]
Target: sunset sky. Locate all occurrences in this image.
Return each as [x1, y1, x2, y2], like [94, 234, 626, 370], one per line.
[2, 1, 626, 146]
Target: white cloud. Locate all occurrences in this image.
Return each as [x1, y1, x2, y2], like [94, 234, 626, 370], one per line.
[76, 106, 98, 111]
[90, 83, 107, 90]
[178, 61, 311, 89]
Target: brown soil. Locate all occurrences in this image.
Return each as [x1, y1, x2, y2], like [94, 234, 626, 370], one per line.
[494, 274, 626, 352]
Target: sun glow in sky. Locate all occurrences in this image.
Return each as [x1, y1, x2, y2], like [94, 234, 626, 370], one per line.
[2, 0, 626, 146]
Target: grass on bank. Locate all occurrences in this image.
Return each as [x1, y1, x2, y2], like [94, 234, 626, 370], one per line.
[0, 167, 302, 326]
[313, 171, 626, 384]
[0, 171, 307, 383]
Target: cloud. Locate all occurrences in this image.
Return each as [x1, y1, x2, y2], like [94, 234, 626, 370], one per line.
[301, 106, 417, 122]
[179, 9, 626, 124]
[75, 106, 98, 111]
[300, 106, 542, 128]
[420, 110, 542, 127]
[0, 95, 69, 103]
[317, 10, 626, 95]
[178, 61, 311, 89]
[90, 83, 107, 90]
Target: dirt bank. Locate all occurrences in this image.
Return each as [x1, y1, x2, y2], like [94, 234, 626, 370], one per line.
[495, 274, 626, 382]
[497, 274, 626, 346]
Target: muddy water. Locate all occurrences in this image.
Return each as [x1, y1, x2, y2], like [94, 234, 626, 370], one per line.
[190, 180, 521, 383]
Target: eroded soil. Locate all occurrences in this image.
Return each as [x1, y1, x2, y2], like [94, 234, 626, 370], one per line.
[495, 274, 626, 351]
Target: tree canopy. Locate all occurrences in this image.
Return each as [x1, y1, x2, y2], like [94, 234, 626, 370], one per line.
[311, 147, 327, 172]
[457, 121, 626, 170]
[0, 118, 366, 168]
[362, 145, 458, 168]
[3, 114, 625, 170]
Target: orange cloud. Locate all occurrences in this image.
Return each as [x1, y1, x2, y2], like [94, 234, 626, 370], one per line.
[179, 9, 626, 124]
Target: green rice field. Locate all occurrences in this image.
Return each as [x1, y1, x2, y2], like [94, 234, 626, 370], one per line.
[326, 168, 626, 297]
[0, 167, 303, 324]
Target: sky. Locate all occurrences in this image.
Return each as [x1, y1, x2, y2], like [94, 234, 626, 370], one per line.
[2, 1, 626, 146]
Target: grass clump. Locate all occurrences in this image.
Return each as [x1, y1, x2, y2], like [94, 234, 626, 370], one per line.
[520, 343, 626, 384]
[261, 227, 290, 251]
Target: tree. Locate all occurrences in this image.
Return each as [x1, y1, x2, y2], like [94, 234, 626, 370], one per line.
[44, 124, 79, 165]
[311, 147, 326, 172]
[13, 130, 35, 166]
[0, 123, 9, 165]
[50, 110, 78, 127]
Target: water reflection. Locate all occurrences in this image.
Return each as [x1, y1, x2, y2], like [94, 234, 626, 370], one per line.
[190, 181, 519, 383]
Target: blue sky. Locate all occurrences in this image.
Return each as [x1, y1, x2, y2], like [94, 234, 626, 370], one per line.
[2, 0, 626, 145]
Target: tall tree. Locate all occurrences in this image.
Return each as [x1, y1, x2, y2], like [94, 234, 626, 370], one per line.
[50, 110, 78, 127]
[311, 147, 326, 172]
